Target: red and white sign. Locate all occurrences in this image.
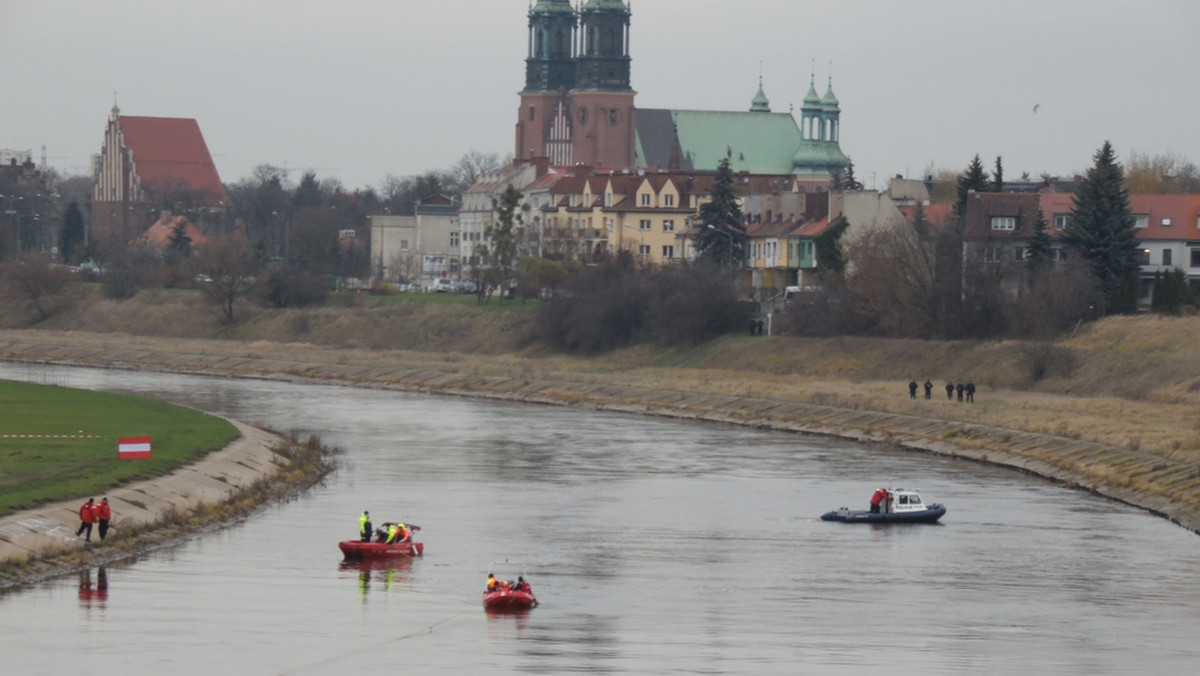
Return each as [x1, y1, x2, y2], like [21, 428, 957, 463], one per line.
[118, 436, 153, 459]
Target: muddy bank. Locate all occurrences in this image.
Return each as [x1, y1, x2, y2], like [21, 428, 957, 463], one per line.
[1, 331, 1197, 537]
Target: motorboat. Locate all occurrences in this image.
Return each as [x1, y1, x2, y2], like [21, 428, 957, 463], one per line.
[820, 487, 946, 524]
[339, 539, 424, 560]
[483, 561, 537, 611]
[339, 523, 424, 560]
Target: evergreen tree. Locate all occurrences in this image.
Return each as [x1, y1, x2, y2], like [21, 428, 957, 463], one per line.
[59, 201, 86, 264]
[844, 160, 864, 190]
[955, 154, 990, 215]
[1066, 141, 1140, 313]
[1025, 209, 1053, 269]
[992, 156, 1004, 192]
[480, 184, 526, 303]
[814, 215, 848, 276]
[695, 156, 746, 266]
[167, 220, 192, 267]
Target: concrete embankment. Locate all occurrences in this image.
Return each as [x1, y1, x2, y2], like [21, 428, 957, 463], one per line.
[2, 333, 1198, 537]
[0, 420, 285, 570]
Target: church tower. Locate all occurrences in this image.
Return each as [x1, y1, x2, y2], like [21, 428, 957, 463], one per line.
[514, 0, 637, 169]
[792, 74, 849, 179]
[570, 0, 636, 167]
[516, 0, 578, 165]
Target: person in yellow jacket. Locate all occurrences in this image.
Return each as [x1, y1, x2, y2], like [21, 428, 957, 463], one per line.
[385, 523, 399, 544]
[359, 510, 372, 542]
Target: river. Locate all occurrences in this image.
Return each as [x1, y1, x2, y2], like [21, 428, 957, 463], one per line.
[1, 364, 1197, 675]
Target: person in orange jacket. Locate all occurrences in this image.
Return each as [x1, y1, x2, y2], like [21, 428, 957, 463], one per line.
[76, 498, 96, 541]
[95, 497, 112, 540]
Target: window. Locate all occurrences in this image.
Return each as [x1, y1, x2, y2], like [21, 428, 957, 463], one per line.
[662, 220, 674, 232]
[1163, 249, 1172, 266]
[605, 192, 612, 206]
[605, 218, 614, 231]
[1191, 249, 1200, 268]
[1139, 249, 1151, 265]
[1134, 214, 1149, 229]
[1162, 218, 1172, 227]
[639, 219, 651, 231]
[400, 239, 409, 251]
[529, 105, 535, 121]
[1015, 246, 1026, 261]
[661, 245, 675, 259]
[1054, 214, 1071, 230]
[983, 246, 1002, 263]
[664, 194, 675, 207]
[638, 244, 650, 256]
[450, 232, 459, 247]
[640, 193, 651, 206]
[991, 216, 1015, 231]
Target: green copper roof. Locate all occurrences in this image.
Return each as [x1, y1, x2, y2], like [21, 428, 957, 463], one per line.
[636, 109, 802, 174]
[802, 75, 822, 111]
[581, 0, 630, 11]
[750, 76, 771, 113]
[821, 77, 840, 109]
[530, 0, 575, 16]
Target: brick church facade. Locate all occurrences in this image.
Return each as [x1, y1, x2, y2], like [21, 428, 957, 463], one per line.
[514, 0, 849, 182]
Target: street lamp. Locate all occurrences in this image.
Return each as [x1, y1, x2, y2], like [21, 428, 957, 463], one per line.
[706, 224, 735, 266]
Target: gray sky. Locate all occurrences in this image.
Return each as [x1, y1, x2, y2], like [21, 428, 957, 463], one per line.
[2, 0, 1197, 191]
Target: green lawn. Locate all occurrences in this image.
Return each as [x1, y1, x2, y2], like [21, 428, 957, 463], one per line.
[0, 379, 239, 516]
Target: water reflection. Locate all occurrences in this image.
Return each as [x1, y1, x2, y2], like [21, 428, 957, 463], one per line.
[338, 558, 413, 599]
[77, 566, 108, 610]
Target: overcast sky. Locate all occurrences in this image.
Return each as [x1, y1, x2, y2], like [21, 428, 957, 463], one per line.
[2, 0, 1197, 192]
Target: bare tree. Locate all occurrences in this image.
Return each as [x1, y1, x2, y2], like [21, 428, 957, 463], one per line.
[0, 254, 75, 321]
[192, 232, 260, 324]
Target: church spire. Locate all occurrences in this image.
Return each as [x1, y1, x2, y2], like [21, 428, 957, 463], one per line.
[749, 74, 770, 113]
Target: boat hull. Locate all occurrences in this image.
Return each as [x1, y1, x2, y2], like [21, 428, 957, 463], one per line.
[482, 588, 537, 610]
[820, 504, 946, 524]
[339, 540, 424, 560]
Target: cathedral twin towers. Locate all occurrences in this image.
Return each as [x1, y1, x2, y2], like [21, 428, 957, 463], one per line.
[514, 0, 849, 180]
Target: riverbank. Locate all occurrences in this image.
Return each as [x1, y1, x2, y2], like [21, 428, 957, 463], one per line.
[2, 329, 1198, 536]
[0, 420, 335, 589]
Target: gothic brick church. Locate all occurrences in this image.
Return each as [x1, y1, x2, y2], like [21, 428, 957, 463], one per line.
[514, 0, 849, 182]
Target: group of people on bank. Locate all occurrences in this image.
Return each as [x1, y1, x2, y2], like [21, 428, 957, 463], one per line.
[909, 380, 975, 402]
[76, 497, 112, 542]
[358, 510, 413, 544]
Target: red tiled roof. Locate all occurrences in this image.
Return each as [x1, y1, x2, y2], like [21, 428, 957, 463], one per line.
[133, 213, 209, 249]
[119, 116, 229, 206]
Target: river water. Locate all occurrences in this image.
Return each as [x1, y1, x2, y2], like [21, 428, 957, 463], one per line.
[1, 363, 1198, 675]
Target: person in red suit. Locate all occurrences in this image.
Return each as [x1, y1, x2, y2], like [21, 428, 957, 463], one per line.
[76, 498, 96, 541]
[869, 488, 890, 514]
[95, 497, 112, 540]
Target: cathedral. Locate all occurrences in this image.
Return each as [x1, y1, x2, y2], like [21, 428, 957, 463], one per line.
[514, 0, 849, 181]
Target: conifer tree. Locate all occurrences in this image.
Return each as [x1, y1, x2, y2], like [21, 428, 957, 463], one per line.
[992, 156, 1004, 192]
[1066, 141, 1140, 313]
[696, 156, 746, 266]
[1025, 209, 1053, 269]
[955, 154, 990, 215]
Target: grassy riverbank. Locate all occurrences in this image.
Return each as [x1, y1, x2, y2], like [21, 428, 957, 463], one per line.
[0, 379, 239, 516]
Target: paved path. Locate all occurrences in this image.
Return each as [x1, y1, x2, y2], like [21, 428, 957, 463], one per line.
[0, 420, 283, 564]
[2, 334, 1197, 537]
